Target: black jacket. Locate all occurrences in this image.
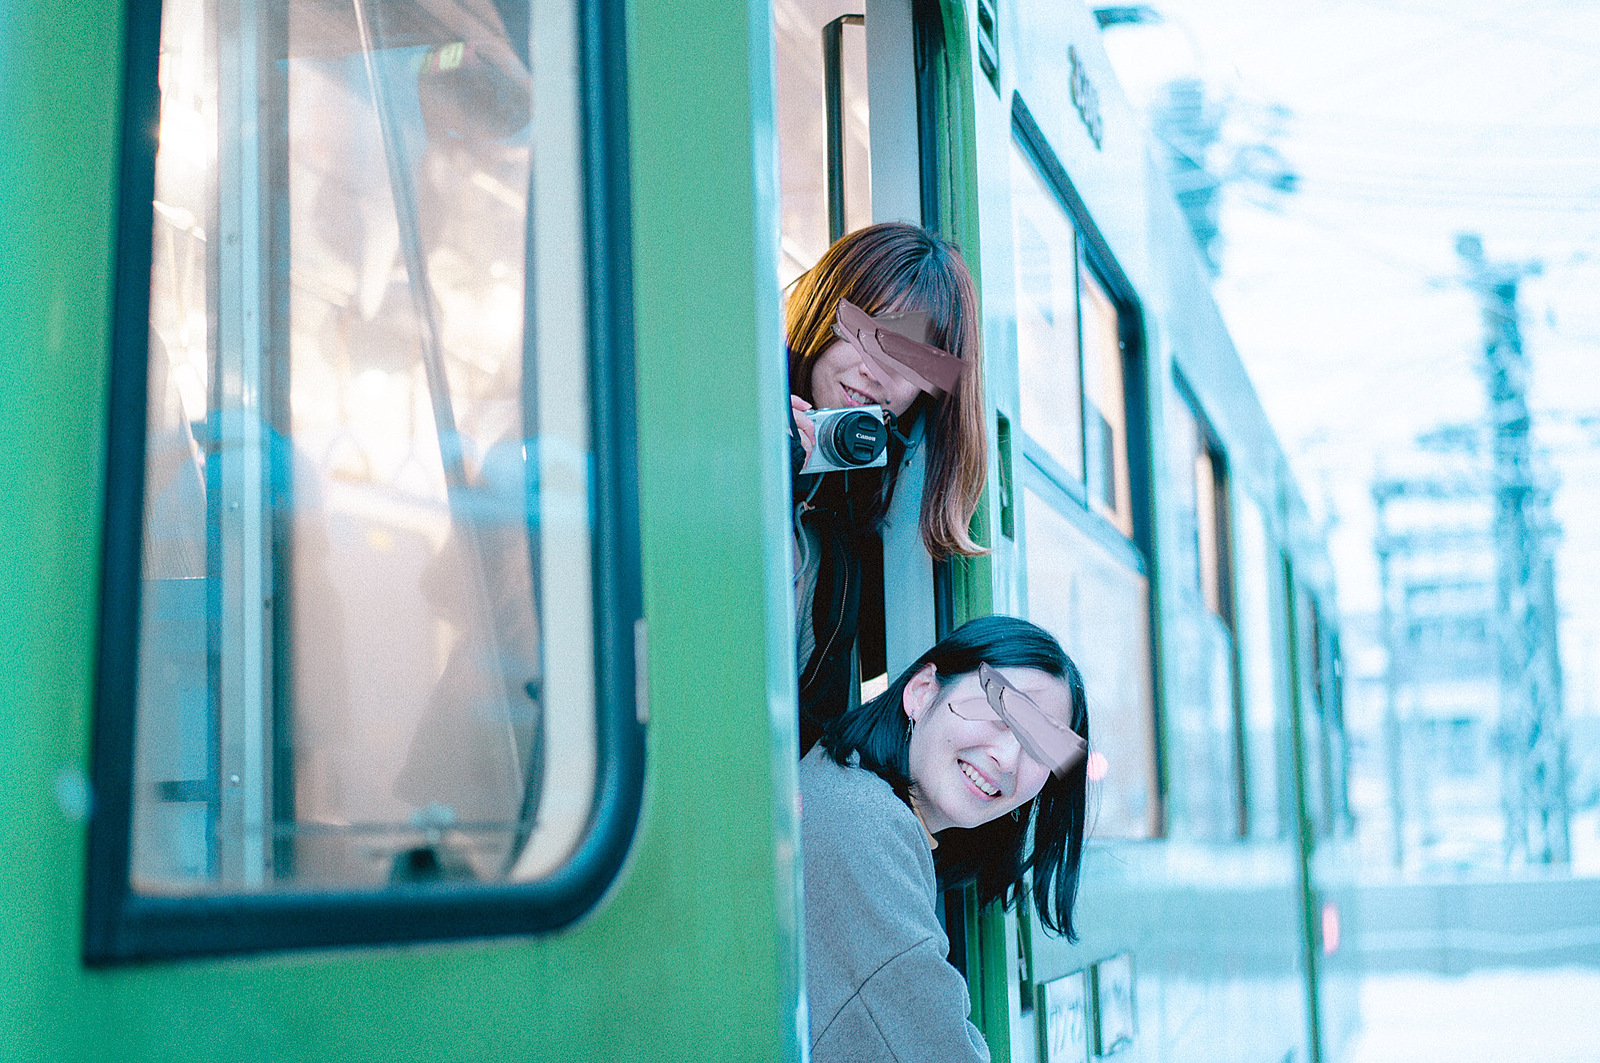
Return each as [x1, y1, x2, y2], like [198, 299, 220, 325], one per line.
[793, 430, 888, 754]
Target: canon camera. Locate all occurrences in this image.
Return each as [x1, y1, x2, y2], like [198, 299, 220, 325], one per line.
[800, 405, 890, 475]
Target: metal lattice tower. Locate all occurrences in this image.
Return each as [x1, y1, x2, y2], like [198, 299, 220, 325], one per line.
[1373, 444, 1497, 871]
[1456, 232, 1571, 866]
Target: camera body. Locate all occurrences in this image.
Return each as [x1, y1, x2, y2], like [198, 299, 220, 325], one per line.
[800, 405, 890, 475]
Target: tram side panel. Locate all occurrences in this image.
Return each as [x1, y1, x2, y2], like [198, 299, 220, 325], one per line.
[1, 0, 809, 1058]
[1144, 140, 1359, 1063]
[1149, 145, 1340, 1063]
[985, 3, 1344, 1063]
[0, 0, 125, 1057]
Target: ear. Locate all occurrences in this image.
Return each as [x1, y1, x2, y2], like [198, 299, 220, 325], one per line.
[902, 663, 940, 725]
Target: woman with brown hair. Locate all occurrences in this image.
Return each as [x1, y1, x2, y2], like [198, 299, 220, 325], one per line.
[788, 222, 988, 751]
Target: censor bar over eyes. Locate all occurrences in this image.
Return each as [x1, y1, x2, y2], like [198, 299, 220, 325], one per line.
[832, 298, 970, 398]
[979, 663, 1087, 778]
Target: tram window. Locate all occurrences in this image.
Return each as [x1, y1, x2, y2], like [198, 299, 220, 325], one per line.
[1164, 384, 1243, 838]
[775, 0, 872, 283]
[1192, 444, 1230, 622]
[1326, 632, 1352, 830]
[1009, 145, 1085, 484]
[92, 0, 640, 958]
[1024, 488, 1160, 839]
[1234, 497, 1286, 838]
[1081, 269, 1133, 537]
[1303, 602, 1346, 836]
[1009, 138, 1136, 539]
[1296, 592, 1334, 836]
[1009, 106, 1158, 839]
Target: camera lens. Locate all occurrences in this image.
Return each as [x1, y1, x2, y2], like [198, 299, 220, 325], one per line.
[821, 409, 888, 467]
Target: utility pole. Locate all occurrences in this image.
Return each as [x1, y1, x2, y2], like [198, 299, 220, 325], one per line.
[1372, 460, 1495, 873]
[1455, 232, 1571, 866]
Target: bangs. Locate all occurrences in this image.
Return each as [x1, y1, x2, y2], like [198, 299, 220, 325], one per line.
[892, 260, 967, 357]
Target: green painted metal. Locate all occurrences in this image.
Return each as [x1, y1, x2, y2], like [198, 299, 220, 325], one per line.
[921, 0, 983, 285]
[1138, 344, 1175, 837]
[0, 0, 804, 1059]
[0, 0, 123, 1055]
[912, 3, 1015, 1059]
[1282, 560, 1326, 1063]
[970, 892, 1015, 1063]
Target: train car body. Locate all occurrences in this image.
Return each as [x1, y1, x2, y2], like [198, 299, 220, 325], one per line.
[0, 0, 1356, 1060]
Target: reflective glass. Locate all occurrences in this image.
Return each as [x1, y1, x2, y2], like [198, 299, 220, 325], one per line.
[1163, 386, 1241, 837]
[1024, 488, 1159, 838]
[1299, 591, 1333, 837]
[774, 0, 872, 284]
[1195, 441, 1226, 617]
[134, 0, 595, 892]
[1235, 495, 1285, 838]
[1010, 145, 1084, 483]
[1167, 392, 1205, 601]
[1081, 267, 1132, 536]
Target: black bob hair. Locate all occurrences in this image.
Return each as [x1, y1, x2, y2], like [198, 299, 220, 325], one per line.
[818, 614, 1090, 940]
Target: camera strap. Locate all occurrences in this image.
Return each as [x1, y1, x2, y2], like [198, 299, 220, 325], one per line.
[885, 409, 924, 463]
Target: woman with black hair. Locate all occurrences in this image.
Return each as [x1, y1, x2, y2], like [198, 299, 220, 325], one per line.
[801, 615, 1089, 1063]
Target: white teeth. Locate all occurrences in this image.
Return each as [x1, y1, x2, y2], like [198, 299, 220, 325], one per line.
[961, 762, 999, 797]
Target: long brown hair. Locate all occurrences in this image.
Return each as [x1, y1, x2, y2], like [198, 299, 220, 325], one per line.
[786, 222, 987, 558]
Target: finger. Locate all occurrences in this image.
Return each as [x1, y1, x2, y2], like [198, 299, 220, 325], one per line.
[792, 410, 816, 454]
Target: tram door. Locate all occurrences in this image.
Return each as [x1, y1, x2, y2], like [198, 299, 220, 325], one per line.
[773, 0, 937, 708]
[771, 0, 993, 1042]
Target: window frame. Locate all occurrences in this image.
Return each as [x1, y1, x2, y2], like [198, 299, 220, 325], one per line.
[1010, 93, 1151, 555]
[1168, 370, 1249, 837]
[1170, 371, 1236, 630]
[1009, 91, 1166, 835]
[85, 0, 643, 965]
[1234, 491, 1290, 839]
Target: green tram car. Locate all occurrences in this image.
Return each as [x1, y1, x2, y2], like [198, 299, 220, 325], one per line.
[2, 0, 1358, 1059]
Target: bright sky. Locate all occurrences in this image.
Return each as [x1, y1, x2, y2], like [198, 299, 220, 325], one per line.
[1101, 0, 1600, 715]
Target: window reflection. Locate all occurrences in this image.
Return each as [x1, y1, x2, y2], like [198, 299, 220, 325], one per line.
[775, 0, 872, 283]
[133, 0, 595, 892]
[1025, 489, 1160, 839]
[1235, 496, 1286, 838]
[1164, 387, 1242, 839]
[1010, 145, 1085, 483]
[1011, 139, 1154, 838]
[1081, 270, 1131, 536]
[1302, 598, 1349, 838]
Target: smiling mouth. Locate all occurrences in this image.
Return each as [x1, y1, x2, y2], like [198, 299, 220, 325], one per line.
[841, 384, 876, 406]
[960, 760, 1000, 798]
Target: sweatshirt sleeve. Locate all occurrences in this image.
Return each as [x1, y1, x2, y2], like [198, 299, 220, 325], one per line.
[791, 420, 809, 480]
[852, 938, 992, 1063]
[803, 756, 991, 1063]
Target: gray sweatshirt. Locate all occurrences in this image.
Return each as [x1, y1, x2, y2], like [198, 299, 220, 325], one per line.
[800, 747, 992, 1063]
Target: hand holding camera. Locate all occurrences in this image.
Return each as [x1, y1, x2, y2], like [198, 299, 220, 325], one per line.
[791, 395, 819, 456]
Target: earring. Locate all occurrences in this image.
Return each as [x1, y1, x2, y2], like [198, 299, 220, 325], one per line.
[905, 714, 915, 740]
[1011, 808, 1021, 822]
